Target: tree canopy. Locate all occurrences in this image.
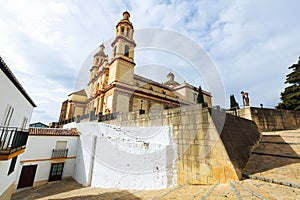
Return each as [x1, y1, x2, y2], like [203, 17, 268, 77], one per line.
[276, 56, 300, 111]
[197, 86, 207, 107]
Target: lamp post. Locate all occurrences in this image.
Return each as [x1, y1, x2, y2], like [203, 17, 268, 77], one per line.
[140, 100, 143, 110]
[139, 100, 145, 115]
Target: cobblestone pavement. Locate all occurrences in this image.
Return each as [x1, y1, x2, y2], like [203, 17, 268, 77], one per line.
[11, 178, 300, 200]
[12, 129, 300, 200]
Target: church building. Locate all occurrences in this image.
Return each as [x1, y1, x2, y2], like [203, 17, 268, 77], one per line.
[58, 11, 212, 122]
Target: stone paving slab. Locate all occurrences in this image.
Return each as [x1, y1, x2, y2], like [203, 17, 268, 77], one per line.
[243, 129, 300, 187]
[248, 179, 300, 200]
[11, 178, 300, 200]
[253, 143, 300, 157]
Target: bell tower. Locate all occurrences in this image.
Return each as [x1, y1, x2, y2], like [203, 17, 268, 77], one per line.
[108, 11, 136, 85]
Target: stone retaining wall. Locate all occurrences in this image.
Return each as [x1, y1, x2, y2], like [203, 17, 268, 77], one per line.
[238, 107, 300, 131]
[105, 105, 261, 184]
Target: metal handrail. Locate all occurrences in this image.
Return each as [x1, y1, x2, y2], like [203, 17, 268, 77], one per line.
[51, 148, 68, 158]
[0, 126, 29, 154]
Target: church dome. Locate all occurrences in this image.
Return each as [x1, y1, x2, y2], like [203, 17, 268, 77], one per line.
[163, 71, 179, 88]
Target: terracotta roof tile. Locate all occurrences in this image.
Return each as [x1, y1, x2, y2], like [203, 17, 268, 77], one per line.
[29, 128, 79, 136]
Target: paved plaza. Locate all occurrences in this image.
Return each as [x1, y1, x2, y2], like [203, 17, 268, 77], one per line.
[11, 178, 300, 200]
[12, 129, 300, 199]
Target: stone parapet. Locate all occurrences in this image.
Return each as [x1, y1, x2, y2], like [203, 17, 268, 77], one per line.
[238, 107, 300, 131]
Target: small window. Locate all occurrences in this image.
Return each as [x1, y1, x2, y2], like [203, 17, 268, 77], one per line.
[55, 141, 67, 150]
[126, 29, 129, 37]
[121, 27, 125, 34]
[114, 46, 117, 57]
[8, 156, 18, 175]
[124, 45, 130, 57]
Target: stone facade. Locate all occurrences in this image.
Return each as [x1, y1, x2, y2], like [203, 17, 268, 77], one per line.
[104, 104, 261, 184]
[58, 12, 212, 123]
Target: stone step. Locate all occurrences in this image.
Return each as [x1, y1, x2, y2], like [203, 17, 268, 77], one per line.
[246, 179, 300, 199]
[243, 154, 300, 186]
[243, 174, 300, 189]
[260, 135, 300, 144]
[252, 135, 300, 159]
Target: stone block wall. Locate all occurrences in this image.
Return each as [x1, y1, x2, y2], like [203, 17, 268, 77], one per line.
[105, 105, 261, 185]
[239, 107, 300, 131]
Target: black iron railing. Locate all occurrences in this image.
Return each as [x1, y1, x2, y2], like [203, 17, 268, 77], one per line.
[51, 149, 68, 159]
[50, 112, 120, 128]
[0, 126, 29, 154]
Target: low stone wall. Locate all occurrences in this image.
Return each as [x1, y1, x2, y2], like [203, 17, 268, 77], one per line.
[238, 107, 300, 132]
[105, 105, 261, 185]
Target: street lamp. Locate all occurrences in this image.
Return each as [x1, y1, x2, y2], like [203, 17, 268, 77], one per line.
[139, 100, 145, 115]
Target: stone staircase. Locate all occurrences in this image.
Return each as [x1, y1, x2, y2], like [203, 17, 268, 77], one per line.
[242, 129, 300, 188]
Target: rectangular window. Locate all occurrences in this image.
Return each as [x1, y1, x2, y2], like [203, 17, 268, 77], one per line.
[55, 141, 67, 150]
[8, 156, 18, 175]
[49, 162, 64, 182]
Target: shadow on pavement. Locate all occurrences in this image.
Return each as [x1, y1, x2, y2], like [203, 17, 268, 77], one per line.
[51, 190, 141, 200]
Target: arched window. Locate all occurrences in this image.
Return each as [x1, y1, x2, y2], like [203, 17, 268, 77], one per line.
[124, 45, 130, 57]
[121, 27, 125, 34]
[113, 46, 117, 57]
[95, 57, 99, 65]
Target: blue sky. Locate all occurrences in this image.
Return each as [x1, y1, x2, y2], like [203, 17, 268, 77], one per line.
[0, 0, 300, 124]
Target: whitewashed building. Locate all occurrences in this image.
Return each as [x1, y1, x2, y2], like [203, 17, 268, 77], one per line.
[0, 57, 36, 200]
[64, 122, 177, 190]
[15, 128, 79, 189]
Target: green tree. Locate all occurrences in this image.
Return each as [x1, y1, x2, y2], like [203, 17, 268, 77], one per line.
[230, 95, 239, 110]
[197, 86, 207, 107]
[277, 56, 300, 111]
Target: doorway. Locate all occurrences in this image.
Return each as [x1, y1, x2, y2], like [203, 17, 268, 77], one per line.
[48, 162, 64, 182]
[17, 165, 37, 189]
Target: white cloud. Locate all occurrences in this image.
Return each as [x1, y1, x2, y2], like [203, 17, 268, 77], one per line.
[0, 0, 299, 124]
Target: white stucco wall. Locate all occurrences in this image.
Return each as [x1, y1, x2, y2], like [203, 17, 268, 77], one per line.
[71, 122, 177, 190]
[72, 135, 96, 186]
[15, 135, 78, 185]
[0, 70, 34, 128]
[0, 63, 35, 197]
[0, 157, 21, 196]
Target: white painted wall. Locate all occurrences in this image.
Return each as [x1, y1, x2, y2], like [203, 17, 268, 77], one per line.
[72, 135, 96, 186]
[15, 135, 78, 185]
[0, 63, 34, 197]
[0, 157, 21, 197]
[0, 70, 34, 128]
[71, 122, 177, 190]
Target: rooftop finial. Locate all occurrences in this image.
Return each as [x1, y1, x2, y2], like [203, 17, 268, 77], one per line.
[123, 11, 130, 20]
